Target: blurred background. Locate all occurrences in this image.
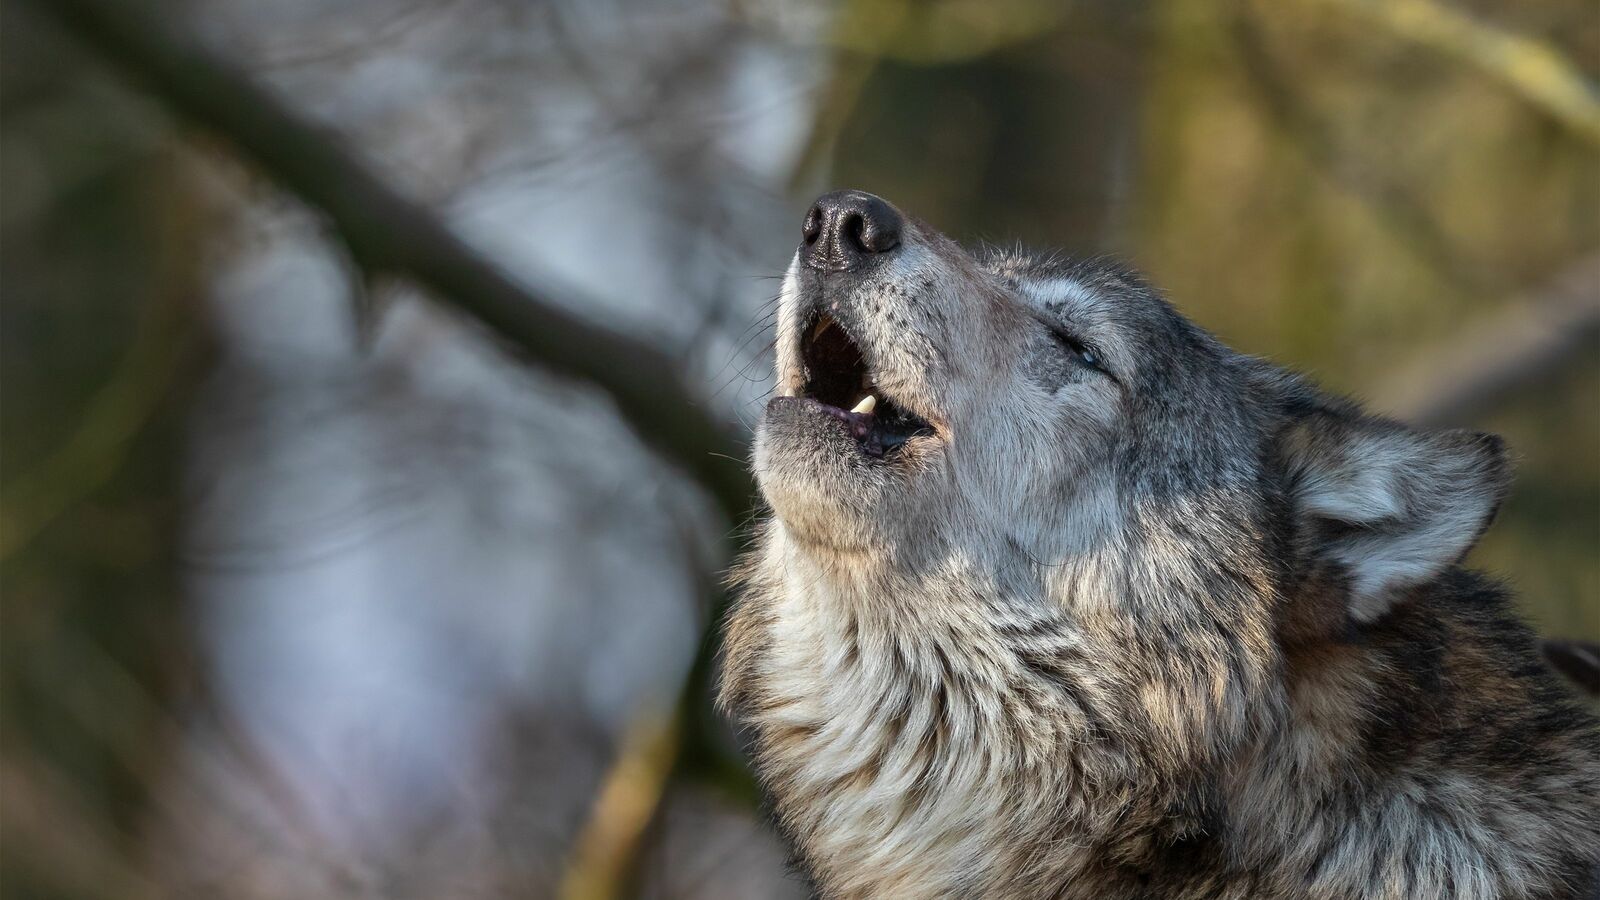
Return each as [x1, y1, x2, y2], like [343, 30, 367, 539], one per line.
[2, 0, 1596, 897]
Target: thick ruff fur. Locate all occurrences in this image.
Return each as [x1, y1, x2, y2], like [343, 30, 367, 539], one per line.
[718, 194, 1600, 899]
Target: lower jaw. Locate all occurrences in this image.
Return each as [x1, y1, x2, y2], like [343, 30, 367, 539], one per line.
[785, 396, 925, 459]
[810, 403, 911, 457]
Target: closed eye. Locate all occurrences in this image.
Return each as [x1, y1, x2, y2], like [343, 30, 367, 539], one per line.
[1049, 327, 1105, 373]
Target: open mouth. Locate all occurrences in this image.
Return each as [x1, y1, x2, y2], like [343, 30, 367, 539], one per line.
[798, 312, 934, 458]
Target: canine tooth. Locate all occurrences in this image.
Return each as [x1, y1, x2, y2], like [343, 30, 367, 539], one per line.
[851, 395, 877, 414]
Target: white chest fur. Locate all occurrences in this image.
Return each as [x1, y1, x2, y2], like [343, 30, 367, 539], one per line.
[748, 557, 1092, 898]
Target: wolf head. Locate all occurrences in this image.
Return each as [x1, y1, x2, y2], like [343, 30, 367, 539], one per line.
[755, 190, 1510, 631]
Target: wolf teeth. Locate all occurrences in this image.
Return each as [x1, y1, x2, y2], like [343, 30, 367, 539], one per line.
[851, 395, 877, 414]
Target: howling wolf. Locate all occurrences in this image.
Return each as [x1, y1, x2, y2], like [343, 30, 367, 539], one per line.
[719, 191, 1600, 899]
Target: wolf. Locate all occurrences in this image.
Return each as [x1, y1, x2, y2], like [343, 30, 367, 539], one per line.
[718, 191, 1600, 899]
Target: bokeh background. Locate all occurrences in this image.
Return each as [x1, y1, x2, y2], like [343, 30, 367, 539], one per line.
[3, 0, 1596, 897]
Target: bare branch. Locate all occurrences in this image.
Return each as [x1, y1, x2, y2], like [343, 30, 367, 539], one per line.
[1309, 0, 1600, 146]
[557, 713, 680, 900]
[21, 0, 753, 520]
[1379, 254, 1600, 427]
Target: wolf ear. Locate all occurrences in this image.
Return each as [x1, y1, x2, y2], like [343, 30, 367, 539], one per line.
[1280, 411, 1511, 623]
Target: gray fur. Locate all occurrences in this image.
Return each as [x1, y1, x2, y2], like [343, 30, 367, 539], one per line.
[721, 198, 1600, 899]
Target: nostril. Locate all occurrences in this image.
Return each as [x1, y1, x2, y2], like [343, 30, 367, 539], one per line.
[801, 190, 904, 270]
[840, 212, 868, 253]
[862, 211, 900, 254]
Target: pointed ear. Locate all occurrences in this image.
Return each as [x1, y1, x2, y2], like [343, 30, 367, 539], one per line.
[1280, 411, 1511, 623]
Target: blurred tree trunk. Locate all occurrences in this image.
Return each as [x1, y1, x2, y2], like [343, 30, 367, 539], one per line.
[821, 1, 1150, 251]
[0, 9, 212, 895]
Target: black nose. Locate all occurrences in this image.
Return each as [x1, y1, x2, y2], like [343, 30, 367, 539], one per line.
[801, 190, 902, 272]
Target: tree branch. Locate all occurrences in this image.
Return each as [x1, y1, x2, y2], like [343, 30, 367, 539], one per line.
[1309, 0, 1600, 146]
[20, 0, 753, 520]
[1379, 254, 1600, 427]
[1230, 11, 1506, 299]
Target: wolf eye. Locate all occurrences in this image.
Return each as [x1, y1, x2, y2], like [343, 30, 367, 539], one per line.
[1050, 328, 1101, 371]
